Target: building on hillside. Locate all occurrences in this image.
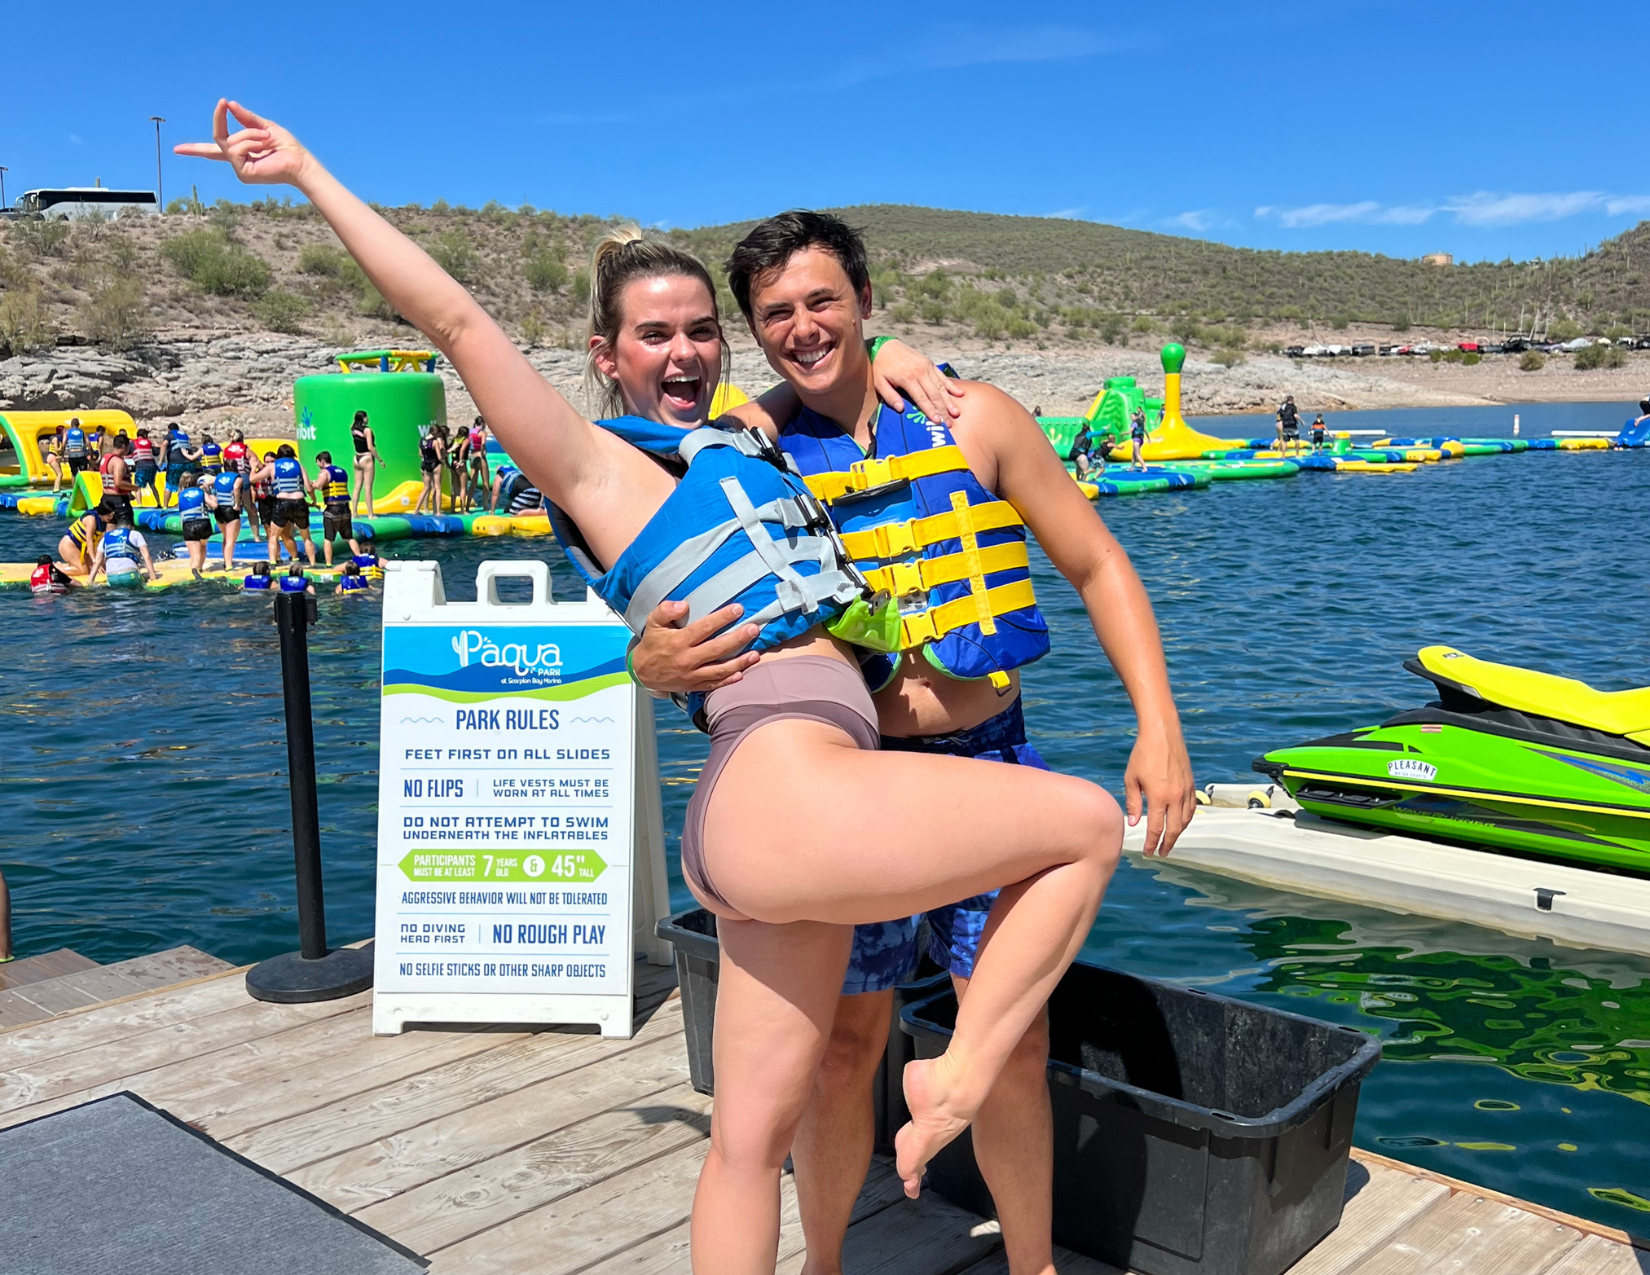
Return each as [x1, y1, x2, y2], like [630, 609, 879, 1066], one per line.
[1420, 252, 1454, 267]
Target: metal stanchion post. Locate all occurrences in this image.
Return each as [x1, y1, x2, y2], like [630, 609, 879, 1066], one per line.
[246, 589, 374, 1003]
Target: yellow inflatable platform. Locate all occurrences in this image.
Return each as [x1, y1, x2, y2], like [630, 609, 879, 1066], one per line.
[0, 410, 136, 483]
[1107, 346, 1248, 462]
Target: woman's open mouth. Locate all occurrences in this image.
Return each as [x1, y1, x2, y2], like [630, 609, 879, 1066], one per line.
[661, 375, 701, 411]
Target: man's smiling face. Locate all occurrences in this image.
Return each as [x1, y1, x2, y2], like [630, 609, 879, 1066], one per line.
[746, 246, 873, 396]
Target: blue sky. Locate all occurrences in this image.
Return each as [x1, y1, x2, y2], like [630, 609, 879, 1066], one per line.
[4, 1, 1646, 263]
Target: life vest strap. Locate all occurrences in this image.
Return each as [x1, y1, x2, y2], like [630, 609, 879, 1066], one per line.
[898, 578, 1037, 650]
[838, 499, 1023, 560]
[861, 540, 1029, 598]
[803, 445, 972, 503]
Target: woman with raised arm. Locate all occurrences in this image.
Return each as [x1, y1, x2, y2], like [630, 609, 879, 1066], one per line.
[179, 100, 1125, 1275]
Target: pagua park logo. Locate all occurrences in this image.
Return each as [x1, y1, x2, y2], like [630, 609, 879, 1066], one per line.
[451, 630, 564, 682]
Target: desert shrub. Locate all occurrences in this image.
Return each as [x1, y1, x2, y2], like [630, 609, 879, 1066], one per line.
[297, 243, 347, 277]
[1132, 315, 1157, 333]
[571, 270, 591, 304]
[889, 302, 917, 325]
[525, 251, 568, 293]
[0, 243, 25, 287]
[1548, 317, 1582, 342]
[974, 312, 1006, 340]
[520, 312, 547, 347]
[1391, 315, 1411, 332]
[1462, 351, 1481, 366]
[10, 218, 70, 260]
[252, 290, 311, 334]
[1212, 348, 1245, 368]
[1519, 350, 1545, 371]
[1429, 348, 1445, 362]
[79, 276, 150, 349]
[920, 300, 946, 324]
[0, 288, 56, 354]
[429, 230, 476, 283]
[1005, 316, 1039, 339]
[1574, 343, 1627, 370]
[1100, 313, 1126, 344]
[162, 228, 270, 297]
[1331, 315, 1349, 330]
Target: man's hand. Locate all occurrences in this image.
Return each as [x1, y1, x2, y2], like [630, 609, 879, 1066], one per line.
[630, 600, 762, 696]
[1124, 724, 1197, 857]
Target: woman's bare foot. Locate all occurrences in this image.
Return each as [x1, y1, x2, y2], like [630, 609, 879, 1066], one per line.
[894, 1054, 974, 1199]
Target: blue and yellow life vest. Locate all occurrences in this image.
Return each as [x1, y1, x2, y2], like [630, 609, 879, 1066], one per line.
[69, 511, 105, 549]
[778, 402, 1050, 691]
[201, 441, 223, 473]
[549, 417, 865, 656]
[351, 553, 383, 579]
[177, 487, 207, 519]
[338, 572, 370, 592]
[320, 464, 350, 505]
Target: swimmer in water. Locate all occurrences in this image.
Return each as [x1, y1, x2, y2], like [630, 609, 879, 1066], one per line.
[336, 560, 371, 594]
[30, 555, 74, 595]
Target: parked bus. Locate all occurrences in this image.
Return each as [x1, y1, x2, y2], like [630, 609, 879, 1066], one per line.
[16, 188, 158, 220]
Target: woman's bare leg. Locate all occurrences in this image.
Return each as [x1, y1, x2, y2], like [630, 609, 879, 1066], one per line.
[692, 917, 851, 1275]
[702, 720, 1122, 1196]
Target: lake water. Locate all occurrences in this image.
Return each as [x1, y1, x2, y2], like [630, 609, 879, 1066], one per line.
[2, 399, 1646, 1229]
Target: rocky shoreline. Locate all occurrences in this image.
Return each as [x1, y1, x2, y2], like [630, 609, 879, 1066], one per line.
[3, 330, 1644, 436]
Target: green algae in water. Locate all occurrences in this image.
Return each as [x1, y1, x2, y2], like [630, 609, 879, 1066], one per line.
[1590, 1188, 1650, 1213]
[1473, 1100, 1520, 1111]
[1242, 915, 1650, 1106]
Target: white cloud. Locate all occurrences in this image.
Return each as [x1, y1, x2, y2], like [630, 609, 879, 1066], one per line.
[1445, 191, 1604, 226]
[830, 24, 1118, 89]
[1256, 190, 1650, 230]
[1168, 209, 1217, 232]
[1044, 207, 1087, 220]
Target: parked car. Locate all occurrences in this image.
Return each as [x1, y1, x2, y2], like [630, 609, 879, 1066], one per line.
[1378, 344, 1403, 356]
[1457, 341, 1480, 353]
[1616, 337, 1635, 348]
[1479, 342, 1505, 355]
[1284, 345, 1305, 358]
[1503, 337, 1532, 353]
[1634, 336, 1650, 350]
[1561, 337, 1594, 352]
[1350, 343, 1376, 356]
[1301, 344, 1330, 357]
[1410, 342, 1432, 355]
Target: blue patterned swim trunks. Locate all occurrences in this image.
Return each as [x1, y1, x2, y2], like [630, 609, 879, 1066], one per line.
[840, 697, 1050, 995]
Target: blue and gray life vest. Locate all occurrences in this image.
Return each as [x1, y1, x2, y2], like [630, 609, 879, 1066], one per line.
[778, 401, 1050, 692]
[63, 425, 87, 458]
[272, 457, 304, 498]
[101, 526, 135, 563]
[213, 471, 240, 501]
[549, 417, 866, 656]
[176, 487, 207, 519]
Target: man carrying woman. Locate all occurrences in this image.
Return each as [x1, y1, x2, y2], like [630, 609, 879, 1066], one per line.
[631, 211, 1193, 1275]
[180, 99, 1168, 1275]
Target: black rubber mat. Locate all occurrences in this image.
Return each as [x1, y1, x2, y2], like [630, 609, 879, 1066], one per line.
[0, 1092, 427, 1274]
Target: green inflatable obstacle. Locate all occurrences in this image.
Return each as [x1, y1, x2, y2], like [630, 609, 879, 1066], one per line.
[294, 350, 447, 512]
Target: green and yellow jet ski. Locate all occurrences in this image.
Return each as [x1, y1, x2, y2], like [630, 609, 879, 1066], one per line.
[1254, 646, 1650, 874]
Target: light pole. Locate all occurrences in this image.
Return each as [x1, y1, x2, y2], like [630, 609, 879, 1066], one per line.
[0, 167, 8, 212]
[149, 116, 165, 212]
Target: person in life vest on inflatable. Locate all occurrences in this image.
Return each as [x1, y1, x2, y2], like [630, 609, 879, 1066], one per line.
[30, 555, 74, 596]
[56, 496, 117, 577]
[251, 443, 318, 569]
[313, 450, 364, 566]
[89, 506, 159, 586]
[180, 101, 1143, 1266]
[176, 474, 215, 578]
[631, 212, 1195, 1275]
[207, 460, 246, 573]
[335, 560, 371, 594]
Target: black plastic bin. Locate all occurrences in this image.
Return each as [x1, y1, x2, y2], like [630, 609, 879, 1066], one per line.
[902, 962, 1380, 1275]
[656, 906, 946, 1150]
[657, 907, 721, 1095]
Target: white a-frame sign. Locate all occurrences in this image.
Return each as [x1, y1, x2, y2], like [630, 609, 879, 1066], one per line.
[372, 561, 670, 1038]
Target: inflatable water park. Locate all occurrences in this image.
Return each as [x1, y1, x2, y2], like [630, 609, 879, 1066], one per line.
[2, 341, 1647, 591]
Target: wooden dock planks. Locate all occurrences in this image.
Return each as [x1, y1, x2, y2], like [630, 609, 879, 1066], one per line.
[0, 953, 1643, 1275]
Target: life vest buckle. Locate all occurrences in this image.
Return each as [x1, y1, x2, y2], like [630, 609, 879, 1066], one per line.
[849, 456, 896, 490]
[883, 560, 926, 598]
[869, 521, 918, 558]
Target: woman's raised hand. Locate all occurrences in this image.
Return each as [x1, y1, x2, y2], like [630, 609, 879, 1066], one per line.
[173, 99, 310, 187]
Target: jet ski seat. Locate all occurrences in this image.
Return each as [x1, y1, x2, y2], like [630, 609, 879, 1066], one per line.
[1412, 646, 1650, 742]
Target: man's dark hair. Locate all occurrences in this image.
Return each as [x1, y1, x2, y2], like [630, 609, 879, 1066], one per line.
[726, 211, 870, 322]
